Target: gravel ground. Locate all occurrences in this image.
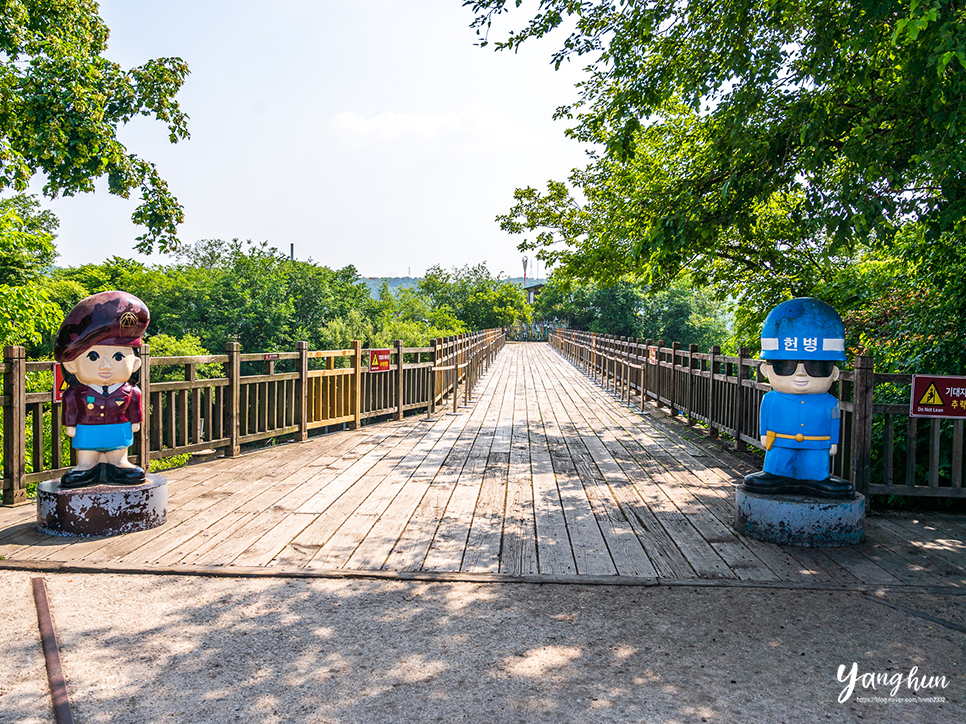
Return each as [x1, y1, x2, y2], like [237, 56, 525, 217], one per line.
[1, 570, 963, 723]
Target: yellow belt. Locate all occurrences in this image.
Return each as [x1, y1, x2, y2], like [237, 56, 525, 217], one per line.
[764, 431, 831, 450]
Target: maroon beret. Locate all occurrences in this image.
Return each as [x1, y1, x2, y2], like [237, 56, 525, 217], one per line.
[54, 291, 150, 363]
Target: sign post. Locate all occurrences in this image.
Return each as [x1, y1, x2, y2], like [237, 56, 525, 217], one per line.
[910, 375, 966, 418]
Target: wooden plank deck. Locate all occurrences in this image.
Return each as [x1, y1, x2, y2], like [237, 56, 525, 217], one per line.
[2, 342, 965, 590]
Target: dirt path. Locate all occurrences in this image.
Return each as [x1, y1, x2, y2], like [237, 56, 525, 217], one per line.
[1, 570, 963, 723]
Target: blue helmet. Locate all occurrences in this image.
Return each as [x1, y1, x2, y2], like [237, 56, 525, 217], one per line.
[760, 298, 846, 361]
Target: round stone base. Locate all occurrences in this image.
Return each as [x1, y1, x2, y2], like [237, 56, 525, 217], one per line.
[735, 487, 865, 547]
[37, 475, 167, 537]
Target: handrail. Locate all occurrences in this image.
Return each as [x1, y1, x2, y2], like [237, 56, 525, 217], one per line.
[1, 328, 508, 505]
[549, 327, 964, 501]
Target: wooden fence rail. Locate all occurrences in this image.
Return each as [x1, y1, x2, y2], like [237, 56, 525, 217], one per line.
[551, 328, 965, 501]
[1, 330, 505, 506]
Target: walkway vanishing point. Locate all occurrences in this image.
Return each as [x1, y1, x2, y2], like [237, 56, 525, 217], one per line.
[1, 343, 965, 592]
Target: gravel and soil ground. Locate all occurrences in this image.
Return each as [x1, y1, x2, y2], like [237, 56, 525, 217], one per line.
[1, 570, 963, 723]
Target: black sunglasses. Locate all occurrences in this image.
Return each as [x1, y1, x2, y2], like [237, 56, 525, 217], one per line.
[768, 360, 837, 377]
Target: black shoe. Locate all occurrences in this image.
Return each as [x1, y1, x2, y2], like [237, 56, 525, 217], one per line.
[741, 471, 797, 495]
[60, 464, 103, 489]
[799, 476, 855, 500]
[106, 465, 147, 485]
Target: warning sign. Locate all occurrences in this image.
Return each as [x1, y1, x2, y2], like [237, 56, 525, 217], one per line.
[54, 364, 67, 403]
[918, 382, 944, 406]
[369, 349, 392, 372]
[911, 375, 966, 418]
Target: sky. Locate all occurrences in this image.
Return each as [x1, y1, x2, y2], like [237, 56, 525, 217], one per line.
[32, 0, 591, 280]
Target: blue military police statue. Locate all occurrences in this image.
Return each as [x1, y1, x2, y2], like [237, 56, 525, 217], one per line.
[742, 298, 855, 499]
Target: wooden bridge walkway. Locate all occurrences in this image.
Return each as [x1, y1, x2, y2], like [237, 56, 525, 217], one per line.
[1, 343, 965, 590]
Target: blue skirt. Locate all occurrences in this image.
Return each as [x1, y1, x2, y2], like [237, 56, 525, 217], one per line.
[72, 423, 134, 452]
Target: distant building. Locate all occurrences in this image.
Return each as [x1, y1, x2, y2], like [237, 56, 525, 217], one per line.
[524, 282, 545, 306]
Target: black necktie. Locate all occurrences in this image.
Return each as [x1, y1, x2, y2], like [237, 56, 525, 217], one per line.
[103, 386, 109, 396]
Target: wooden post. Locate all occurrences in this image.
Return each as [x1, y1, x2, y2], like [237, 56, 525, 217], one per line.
[735, 347, 749, 450]
[137, 343, 151, 471]
[297, 341, 309, 441]
[395, 339, 405, 421]
[351, 339, 362, 429]
[850, 354, 875, 499]
[442, 336, 450, 410]
[670, 341, 681, 417]
[452, 336, 459, 413]
[656, 340, 665, 410]
[641, 339, 654, 412]
[929, 419, 941, 488]
[429, 338, 438, 416]
[2, 346, 26, 506]
[590, 333, 597, 384]
[953, 419, 963, 489]
[633, 338, 642, 410]
[464, 335, 472, 406]
[51, 362, 63, 473]
[623, 337, 631, 403]
[225, 342, 241, 457]
[609, 336, 615, 391]
[187, 360, 198, 448]
[687, 343, 698, 425]
[709, 345, 720, 439]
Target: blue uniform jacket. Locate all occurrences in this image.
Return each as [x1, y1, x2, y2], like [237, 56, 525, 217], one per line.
[759, 391, 840, 448]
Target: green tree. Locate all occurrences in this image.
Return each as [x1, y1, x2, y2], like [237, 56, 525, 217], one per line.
[146, 333, 223, 382]
[535, 272, 730, 347]
[637, 279, 730, 352]
[533, 276, 595, 329]
[469, 0, 966, 243]
[0, 194, 60, 345]
[0, 194, 58, 283]
[419, 264, 531, 329]
[500, 108, 853, 293]
[53, 241, 378, 354]
[286, 261, 372, 345]
[368, 281, 466, 347]
[587, 281, 643, 338]
[822, 224, 966, 374]
[0, 1, 190, 252]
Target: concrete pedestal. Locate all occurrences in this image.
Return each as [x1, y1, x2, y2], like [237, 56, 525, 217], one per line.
[37, 475, 167, 537]
[735, 487, 865, 547]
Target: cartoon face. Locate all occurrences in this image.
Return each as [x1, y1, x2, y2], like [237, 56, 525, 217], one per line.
[63, 345, 142, 388]
[762, 359, 839, 395]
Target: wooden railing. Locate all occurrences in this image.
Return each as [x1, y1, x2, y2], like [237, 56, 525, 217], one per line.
[551, 328, 965, 501]
[1, 330, 505, 505]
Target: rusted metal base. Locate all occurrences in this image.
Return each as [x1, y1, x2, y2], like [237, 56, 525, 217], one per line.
[735, 488, 865, 547]
[36, 475, 167, 538]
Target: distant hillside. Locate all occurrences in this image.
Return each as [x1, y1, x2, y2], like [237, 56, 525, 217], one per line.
[362, 277, 547, 294]
[362, 277, 420, 294]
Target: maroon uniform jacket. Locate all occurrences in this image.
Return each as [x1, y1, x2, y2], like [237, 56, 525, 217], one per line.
[62, 383, 143, 427]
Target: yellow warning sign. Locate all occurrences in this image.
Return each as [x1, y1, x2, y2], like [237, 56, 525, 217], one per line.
[918, 382, 944, 406]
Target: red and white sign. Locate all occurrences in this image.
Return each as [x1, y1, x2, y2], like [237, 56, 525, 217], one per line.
[54, 364, 67, 403]
[369, 349, 392, 372]
[910, 375, 966, 418]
